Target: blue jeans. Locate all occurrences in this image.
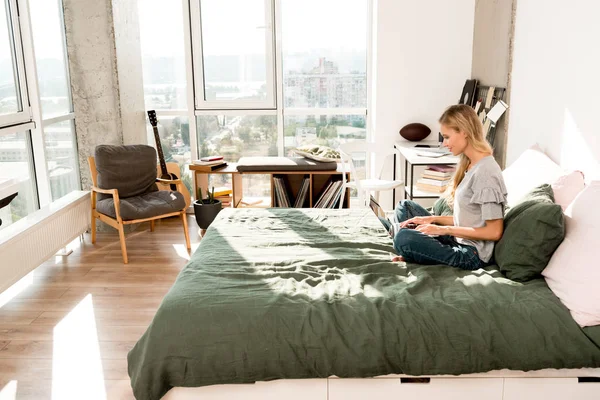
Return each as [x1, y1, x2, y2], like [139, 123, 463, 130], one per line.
[388, 200, 483, 271]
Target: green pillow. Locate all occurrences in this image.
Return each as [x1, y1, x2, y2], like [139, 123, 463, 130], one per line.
[431, 196, 453, 216]
[494, 184, 565, 282]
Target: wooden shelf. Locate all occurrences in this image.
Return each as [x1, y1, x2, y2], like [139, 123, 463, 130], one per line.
[191, 163, 349, 209]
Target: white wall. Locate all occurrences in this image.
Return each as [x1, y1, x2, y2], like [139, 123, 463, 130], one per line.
[372, 0, 475, 208]
[508, 0, 600, 180]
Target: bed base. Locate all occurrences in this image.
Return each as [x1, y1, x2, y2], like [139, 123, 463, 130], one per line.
[163, 368, 600, 400]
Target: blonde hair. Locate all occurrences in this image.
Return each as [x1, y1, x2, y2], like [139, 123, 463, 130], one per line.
[439, 104, 493, 207]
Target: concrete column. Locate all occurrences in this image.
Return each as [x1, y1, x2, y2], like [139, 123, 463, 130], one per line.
[471, 0, 517, 168]
[63, 0, 123, 190]
[111, 0, 147, 145]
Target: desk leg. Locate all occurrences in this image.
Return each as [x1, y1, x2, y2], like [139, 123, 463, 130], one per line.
[393, 151, 396, 206]
[195, 172, 209, 200]
[409, 163, 414, 200]
[404, 159, 409, 200]
[232, 173, 243, 208]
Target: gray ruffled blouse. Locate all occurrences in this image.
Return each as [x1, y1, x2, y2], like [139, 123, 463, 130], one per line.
[453, 155, 508, 263]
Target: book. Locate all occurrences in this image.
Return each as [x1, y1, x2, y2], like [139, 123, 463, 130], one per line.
[422, 173, 452, 181]
[416, 151, 446, 158]
[427, 165, 455, 173]
[293, 177, 310, 208]
[193, 159, 225, 166]
[423, 169, 454, 179]
[273, 176, 293, 208]
[200, 155, 223, 162]
[213, 186, 232, 197]
[192, 162, 228, 172]
[416, 183, 447, 193]
[417, 178, 450, 187]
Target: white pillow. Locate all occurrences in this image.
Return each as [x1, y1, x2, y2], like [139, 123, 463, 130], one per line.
[503, 144, 563, 208]
[293, 145, 340, 162]
[542, 181, 600, 327]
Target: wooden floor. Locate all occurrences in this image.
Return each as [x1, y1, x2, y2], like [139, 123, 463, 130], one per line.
[0, 215, 202, 400]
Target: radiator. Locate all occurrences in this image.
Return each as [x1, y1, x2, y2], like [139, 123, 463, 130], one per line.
[0, 191, 90, 294]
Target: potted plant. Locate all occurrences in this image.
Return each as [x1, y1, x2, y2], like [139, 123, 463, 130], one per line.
[193, 187, 222, 229]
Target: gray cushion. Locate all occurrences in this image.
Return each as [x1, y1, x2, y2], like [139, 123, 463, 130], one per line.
[97, 190, 186, 221]
[95, 145, 158, 200]
[236, 156, 337, 172]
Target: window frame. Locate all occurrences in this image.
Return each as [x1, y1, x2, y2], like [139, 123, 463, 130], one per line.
[190, 0, 277, 110]
[0, 0, 32, 127]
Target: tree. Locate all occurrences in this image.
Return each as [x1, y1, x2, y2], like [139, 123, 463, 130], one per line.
[160, 139, 173, 162]
[238, 126, 251, 144]
[180, 122, 190, 147]
[352, 119, 365, 128]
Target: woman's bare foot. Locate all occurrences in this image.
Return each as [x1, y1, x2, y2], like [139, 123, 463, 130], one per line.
[391, 255, 405, 262]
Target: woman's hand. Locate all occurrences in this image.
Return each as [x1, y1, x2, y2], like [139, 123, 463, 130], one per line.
[400, 216, 434, 228]
[415, 224, 447, 236]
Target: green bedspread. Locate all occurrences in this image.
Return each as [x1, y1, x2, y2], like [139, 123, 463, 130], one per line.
[128, 208, 600, 400]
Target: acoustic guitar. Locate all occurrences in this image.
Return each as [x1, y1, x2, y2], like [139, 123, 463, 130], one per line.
[147, 110, 191, 208]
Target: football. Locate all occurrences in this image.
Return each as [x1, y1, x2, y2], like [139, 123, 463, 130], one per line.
[399, 123, 431, 141]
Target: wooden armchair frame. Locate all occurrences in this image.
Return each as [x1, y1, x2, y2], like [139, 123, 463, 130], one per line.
[88, 156, 191, 263]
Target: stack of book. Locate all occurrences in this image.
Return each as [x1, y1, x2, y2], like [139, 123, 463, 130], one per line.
[213, 187, 232, 208]
[314, 179, 344, 208]
[416, 165, 455, 193]
[192, 156, 227, 171]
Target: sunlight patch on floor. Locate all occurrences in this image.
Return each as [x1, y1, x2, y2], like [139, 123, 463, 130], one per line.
[172, 243, 200, 261]
[52, 294, 106, 400]
[0, 380, 17, 400]
[0, 271, 34, 309]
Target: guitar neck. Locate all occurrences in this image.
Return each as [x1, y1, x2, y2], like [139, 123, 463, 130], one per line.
[152, 126, 169, 176]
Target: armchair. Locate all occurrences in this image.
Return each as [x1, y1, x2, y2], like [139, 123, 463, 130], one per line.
[88, 145, 190, 263]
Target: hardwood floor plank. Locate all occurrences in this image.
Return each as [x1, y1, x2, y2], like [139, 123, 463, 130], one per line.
[0, 379, 136, 400]
[0, 340, 136, 360]
[0, 310, 42, 325]
[0, 324, 147, 341]
[9, 286, 69, 300]
[0, 358, 128, 380]
[32, 310, 157, 326]
[60, 286, 172, 298]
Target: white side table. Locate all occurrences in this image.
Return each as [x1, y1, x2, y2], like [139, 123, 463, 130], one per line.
[393, 141, 459, 204]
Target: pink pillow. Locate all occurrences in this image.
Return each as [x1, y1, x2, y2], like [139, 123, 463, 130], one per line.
[551, 170, 585, 210]
[542, 181, 600, 327]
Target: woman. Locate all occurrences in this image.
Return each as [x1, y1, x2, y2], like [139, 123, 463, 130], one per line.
[390, 104, 507, 270]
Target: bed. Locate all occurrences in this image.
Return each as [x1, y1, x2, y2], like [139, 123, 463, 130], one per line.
[127, 208, 600, 400]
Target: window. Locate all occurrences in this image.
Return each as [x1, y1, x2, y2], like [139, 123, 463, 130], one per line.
[0, 0, 30, 127]
[28, 0, 80, 203]
[138, 0, 188, 110]
[44, 120, 79, 201]
[283, 114, 366, 155]
[192, 0, 276, 109]
[281, 0, 367, 110]
[197, 114, 277, 199]
[0, 130, 37, 230]
[29, 0, 72, 118]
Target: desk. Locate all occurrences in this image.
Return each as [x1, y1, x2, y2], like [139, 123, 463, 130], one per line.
[189, 163, 350, 208]
[393, 141, 459, 204]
